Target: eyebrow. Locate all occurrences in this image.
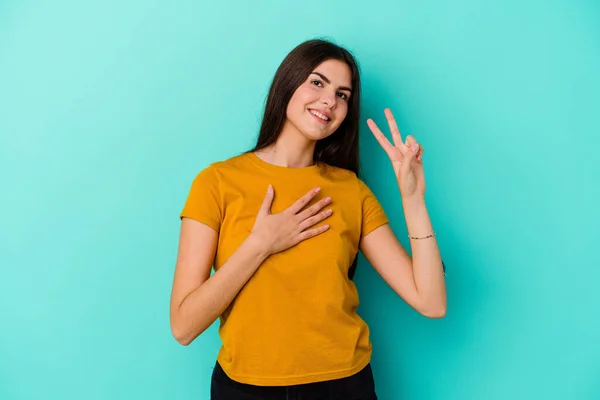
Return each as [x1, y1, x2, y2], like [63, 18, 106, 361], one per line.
[311, 72, 352, 93]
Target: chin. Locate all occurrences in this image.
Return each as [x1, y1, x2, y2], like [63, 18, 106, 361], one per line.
[302, 128, 335, 141]
[303, 120, 339, 141]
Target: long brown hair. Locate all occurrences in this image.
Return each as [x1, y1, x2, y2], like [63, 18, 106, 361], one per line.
[248, 39, 364, 280]
[248, 38, 362, 175]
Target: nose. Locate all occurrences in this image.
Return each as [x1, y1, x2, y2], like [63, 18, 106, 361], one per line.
[320, 90, 337, 109]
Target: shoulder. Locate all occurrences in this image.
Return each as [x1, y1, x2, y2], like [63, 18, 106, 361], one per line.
[193, 152, 251, 179]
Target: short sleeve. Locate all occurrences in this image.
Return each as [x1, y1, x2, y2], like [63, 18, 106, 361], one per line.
[359, 179, 389, 240]
[180, 165, 222, 232]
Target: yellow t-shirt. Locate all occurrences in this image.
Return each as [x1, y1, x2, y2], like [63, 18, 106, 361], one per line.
[180, 152, 389, 386]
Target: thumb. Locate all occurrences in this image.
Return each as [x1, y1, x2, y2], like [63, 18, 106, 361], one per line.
[259, 184, 275, 215]
[402, 143, 419, 170]
[405, 135, 417, 148]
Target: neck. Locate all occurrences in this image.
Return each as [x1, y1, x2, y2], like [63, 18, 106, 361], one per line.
[256, 120, 316, 168]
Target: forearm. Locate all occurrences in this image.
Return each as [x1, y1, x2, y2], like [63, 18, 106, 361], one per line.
[174, 234, 269, 345]
[402, 197, 447, 316]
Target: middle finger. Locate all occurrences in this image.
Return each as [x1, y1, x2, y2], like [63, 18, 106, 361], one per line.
[384, 108, 404, 149]
[297, 196, 331, 221]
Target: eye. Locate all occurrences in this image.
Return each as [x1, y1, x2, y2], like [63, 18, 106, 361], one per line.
[337, 92, 349, 101]
[311, 80, 324, 87]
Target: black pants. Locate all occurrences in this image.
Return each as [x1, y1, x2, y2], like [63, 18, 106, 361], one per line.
[211, 361, 378, 400]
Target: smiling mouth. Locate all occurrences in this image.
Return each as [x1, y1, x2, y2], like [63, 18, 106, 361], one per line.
[308, 109, 331, 124]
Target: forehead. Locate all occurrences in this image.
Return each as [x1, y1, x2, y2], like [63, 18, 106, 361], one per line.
[312, 59, 352, 87]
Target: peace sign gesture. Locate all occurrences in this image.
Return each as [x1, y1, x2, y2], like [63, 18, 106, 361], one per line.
[367, 108, 426, 199]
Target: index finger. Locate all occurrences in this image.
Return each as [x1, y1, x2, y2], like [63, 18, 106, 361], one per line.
[287, 187, 321, 214]
[367, 118, 395, 154]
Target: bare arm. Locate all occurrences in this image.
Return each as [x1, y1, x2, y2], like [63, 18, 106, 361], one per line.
[169, 185, 332, 345]
[360, 198, 446, 318]
[364, 107, 446, 318]
[169, 219, 270, 345]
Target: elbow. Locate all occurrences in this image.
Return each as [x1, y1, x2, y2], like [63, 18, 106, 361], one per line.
[170, 318, 201, 346]
[170, 308, 210, 346]
[175, 335, 193, 347]
[416, 291, 447, 319]
[421, 304, 447, 319]
[171, 324, 193, 346]
[423, 307, 446, 319]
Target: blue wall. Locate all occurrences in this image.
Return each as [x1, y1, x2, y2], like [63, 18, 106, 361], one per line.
[1, 1, 599, 399]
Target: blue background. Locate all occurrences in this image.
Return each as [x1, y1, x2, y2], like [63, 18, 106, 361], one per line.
[1, 0, 599, 399]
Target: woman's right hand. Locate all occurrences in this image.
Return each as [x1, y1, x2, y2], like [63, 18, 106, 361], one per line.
[250, 185, 332, 256]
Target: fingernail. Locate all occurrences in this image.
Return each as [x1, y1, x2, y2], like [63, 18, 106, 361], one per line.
[315, 187, 321, 193]
[413, 144, 419, 153]
[326, 209, 333, 215]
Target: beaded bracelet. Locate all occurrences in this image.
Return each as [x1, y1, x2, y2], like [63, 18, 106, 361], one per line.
[408, 232, 436, 240]
[407, 233, 446, 276]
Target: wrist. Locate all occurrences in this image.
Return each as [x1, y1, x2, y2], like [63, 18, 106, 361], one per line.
[245, 232, 272, 260]
[402, 195, 426, 209]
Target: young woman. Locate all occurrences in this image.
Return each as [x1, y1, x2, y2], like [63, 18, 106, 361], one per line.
[170, 39, 447, 400]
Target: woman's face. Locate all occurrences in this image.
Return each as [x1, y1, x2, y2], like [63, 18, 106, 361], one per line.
[285, 59, 353, 141]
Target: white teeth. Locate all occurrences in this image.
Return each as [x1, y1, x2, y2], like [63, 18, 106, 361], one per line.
[310, 110, 329, 121]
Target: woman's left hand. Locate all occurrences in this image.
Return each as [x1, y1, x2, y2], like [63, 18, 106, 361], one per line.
[367, 108, 426, 199]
